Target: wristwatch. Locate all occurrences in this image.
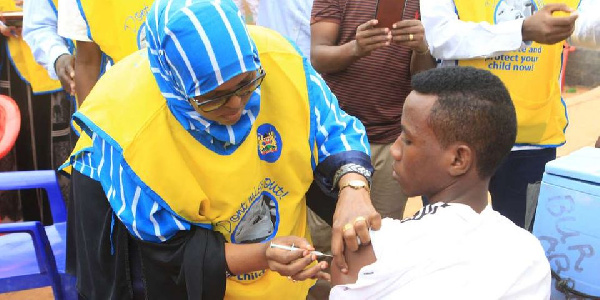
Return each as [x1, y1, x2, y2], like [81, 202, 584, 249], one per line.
[332, 163, 373, 190]
[339, 180, 370, 193]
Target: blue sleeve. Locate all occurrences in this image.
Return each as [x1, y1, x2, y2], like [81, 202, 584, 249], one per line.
[70, 132, 193, 243]
[304, 59, 373, 193]
[304, 60, 370, 162]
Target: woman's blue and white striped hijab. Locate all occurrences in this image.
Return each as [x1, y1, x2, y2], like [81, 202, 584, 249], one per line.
[145, 0, 261, 152]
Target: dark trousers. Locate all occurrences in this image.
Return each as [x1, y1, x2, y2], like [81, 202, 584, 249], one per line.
[489, 148, 557, 228]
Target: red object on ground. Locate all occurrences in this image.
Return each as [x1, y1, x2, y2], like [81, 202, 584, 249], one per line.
[0, 94, 21, 160]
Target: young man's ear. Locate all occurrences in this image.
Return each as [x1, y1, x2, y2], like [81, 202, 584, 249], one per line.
[447, 144, 473, 177]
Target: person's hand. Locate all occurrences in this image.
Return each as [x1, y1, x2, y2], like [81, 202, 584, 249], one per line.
[0, 23, 20, 37]
[331, 174, 381, 274]
[522, 3, 578, 45]
[265, 236, 330, 281]
[54, 54, 76, 95]
[352, 19, 392, 58]
[391, 19, 429, 54]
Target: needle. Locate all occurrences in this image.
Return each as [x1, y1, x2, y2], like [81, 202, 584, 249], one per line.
[269, 242, 333, 258]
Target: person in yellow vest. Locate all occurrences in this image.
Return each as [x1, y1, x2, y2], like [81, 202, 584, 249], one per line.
[0, 0, 73, 221]
[21, 0, 78, 209]
[64, 0, 379, 298]
[0, 0, 62, 93]
[57, 0, 152, 104]
[22, 0, 75, 95]
[421, 0, 590, 228]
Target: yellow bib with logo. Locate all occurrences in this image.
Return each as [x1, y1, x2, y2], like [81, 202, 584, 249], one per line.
[455, 0, 579, 146]
[77, 0, 152, 63]
[0, 0, 62, 94]
[71, 26, 315, 299]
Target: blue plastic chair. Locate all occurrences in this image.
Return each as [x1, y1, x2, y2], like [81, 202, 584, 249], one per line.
[0, 170, 76, 299]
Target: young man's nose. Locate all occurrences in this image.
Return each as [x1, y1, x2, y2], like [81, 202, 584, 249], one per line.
[390, 137, 403, 160]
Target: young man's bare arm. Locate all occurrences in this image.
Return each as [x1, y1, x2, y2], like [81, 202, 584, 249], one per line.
[331, 244, 377, 286]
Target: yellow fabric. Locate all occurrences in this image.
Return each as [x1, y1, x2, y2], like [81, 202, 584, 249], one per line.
[71, 26, 315, 299]
[78, 0, 152, 63]
[0, 0, 62, 94]
[455, 0, 580, 146]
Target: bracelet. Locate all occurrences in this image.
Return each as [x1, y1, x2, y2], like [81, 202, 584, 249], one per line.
[331, 163, 372, 190]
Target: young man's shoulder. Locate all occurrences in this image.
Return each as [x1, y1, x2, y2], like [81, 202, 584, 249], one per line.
[487, 208, 548, 260]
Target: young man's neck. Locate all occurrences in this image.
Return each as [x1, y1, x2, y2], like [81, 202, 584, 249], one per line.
[426, 178, 490, 213]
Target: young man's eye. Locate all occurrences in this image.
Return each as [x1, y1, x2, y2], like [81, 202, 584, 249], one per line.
[401, 137, 411, 145]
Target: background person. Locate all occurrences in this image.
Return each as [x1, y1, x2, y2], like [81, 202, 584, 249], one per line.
[421, 0, 587, 228]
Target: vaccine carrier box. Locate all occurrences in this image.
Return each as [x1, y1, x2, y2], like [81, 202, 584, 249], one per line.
[532, 147, 600, 298]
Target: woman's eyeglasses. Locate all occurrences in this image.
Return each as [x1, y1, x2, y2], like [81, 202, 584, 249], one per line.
[190, 68, 266, 112]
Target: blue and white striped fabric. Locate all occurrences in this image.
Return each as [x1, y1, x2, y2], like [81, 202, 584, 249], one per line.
[146, 0, 261, 152]
[70, 0, 371, 243]
[70, 132, 192, 243]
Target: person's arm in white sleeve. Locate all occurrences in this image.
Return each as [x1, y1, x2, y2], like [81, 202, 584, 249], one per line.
[57, 0, 91, 42]
[22, 0, 70, 80]
[421, 0, 578, 60]
[420, 0, 526, 60]
[570, 0, 600, 49]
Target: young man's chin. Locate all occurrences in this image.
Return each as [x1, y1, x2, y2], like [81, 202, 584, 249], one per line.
[393, 172, 416, 198]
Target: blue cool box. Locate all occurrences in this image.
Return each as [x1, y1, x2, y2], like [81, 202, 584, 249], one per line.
[533, 147, 600, 297]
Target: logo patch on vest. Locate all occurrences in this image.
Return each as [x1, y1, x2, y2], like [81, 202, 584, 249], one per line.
[257, 123, 282, 163]
[231, 191, 280, 244]
[229, 190, 280, 283]
[494, 0, 538, 24]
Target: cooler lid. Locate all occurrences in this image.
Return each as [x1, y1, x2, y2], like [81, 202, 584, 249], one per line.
[545, 147, 600, 183]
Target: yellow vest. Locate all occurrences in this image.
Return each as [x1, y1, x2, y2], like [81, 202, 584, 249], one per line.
[77, 0, 152, 63]
[0, 0, 62, 94]
[71, 26, 315, 299]
[455, 0, 580, 146]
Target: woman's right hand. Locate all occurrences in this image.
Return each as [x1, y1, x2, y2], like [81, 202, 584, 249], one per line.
[265, 236, 330, 281]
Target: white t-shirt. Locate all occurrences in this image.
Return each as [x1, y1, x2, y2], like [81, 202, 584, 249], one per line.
[330, 203, 551, 300]
[57, 0, 91, 42]
[257, 0, 313, 58]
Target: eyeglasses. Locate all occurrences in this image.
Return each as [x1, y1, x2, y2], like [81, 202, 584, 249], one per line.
[190, 68, 266, 112]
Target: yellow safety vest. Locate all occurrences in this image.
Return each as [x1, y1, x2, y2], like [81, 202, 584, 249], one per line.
[70, 26, 315, 299]
[77, 0, 153, 63]
[455, 0, 580, 146]
[0, 0, 62, 94]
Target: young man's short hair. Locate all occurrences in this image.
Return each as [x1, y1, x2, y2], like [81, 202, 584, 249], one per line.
[411, 66, 517, 178]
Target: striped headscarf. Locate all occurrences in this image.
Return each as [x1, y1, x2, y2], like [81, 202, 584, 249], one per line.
[145, 0, 262, 152]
